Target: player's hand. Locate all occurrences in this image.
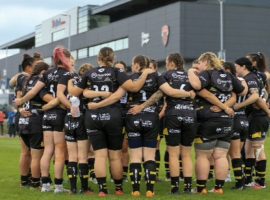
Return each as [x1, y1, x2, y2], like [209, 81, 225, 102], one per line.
[20, 109, 32, 117]
[128, 104, 144, 115]
[210, 105, 222, 112]
[224, 107, 235, 118]
[14, 98, 23, 106]
[142, 68, 155, 75]
[233, 103, 241, 111]
[88, 102, 99, 110]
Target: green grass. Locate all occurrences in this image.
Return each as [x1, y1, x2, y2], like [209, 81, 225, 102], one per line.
[0, 137, 270, 199]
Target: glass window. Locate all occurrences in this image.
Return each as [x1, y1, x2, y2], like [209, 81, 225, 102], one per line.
[79, 16, 88, 23]
[78, 48, 88, 59]
[52, 29, 66, 41]
[93, 45, 100, 56]
[115, 39, 123, 51]
[106, 41, 115, 50]
[89, 47, 94, 57]
[123, 38, 129, 49]
[79, 10, 88, 17]
[78, 21, 88, 28]
[71, 50, 77, 60]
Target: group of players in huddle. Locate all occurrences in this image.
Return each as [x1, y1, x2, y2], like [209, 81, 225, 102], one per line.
[11, 46, 269, 197]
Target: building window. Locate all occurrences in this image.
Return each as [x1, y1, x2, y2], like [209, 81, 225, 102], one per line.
[87, 38, 129, 58]
[71, 50, 77, 60]
[52, 29, 66, 42]
[78, 48, 88, 59]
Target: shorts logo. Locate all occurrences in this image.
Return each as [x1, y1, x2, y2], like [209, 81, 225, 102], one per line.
[43, 114, 57, 120]
[161, 25, 170, 47]
[18, 117, 29, 125]
[168, 129, 181, 134]
[91, 114, 98, 120]
[128, 132, 141, 137]
[141, 120, 152, 128]
[134, 120, 140, 127]
[99, 113, 111, 121]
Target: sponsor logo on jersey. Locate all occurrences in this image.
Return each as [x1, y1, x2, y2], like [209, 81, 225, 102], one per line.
[98, 68, 105, 73]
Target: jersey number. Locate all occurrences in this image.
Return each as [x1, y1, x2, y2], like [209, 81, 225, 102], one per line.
[50, 84, 56, 97]
[93, 85, 109, 92]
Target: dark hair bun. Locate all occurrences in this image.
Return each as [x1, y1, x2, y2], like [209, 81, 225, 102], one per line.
[23, 54, 31, 60]
[33, 52, 42, 59]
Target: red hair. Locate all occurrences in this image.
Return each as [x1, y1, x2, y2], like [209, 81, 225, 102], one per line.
[53, 47, 72, 71]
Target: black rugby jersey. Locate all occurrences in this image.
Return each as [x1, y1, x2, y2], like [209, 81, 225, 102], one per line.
[22, 75, 46, 110]
[244, 72, 266, 115]
[127, 72, 165, 112]
[162, 70, 194, 106]
[40, 67, 69, 98]
[197, 69, 244, 119]
[76, 66, 129, 104]
[16, 74, 28, 95]
[235, 77, 247, 116]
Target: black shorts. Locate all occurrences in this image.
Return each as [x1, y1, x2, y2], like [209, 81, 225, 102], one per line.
[85, 106, 123, 151]
[19, 112, 44, 150]
[64, 114, 87, 142]
[231, 115, 249, 142]
[42, 109, 66, 132]
[248, 114, 269, 141]
[126, 112, 159, 148]
[21, 133, 44, 150]
[164, 112, 197, 147]
[195, 118, 233, 150]
[18, 113, 43, 135]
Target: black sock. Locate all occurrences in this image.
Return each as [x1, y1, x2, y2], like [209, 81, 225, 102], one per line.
[184, 177, 192, 192]
[96, 177, 107, 193]
[144, 160, 156, 192]
[215, 179, 225, 190]
[179, 155, 183, 179]
[164, 151, 170, 179]
[79, 163, 89, 191]
[129, 163, 142, 192]
[232, 158, 244, 188]
[41, 176, 51, 184]
[196, 180, 207, 192]
[255, 160, 267, 186]
[123, 166, 128, 179]
[245, 158, 256, 184]
[54, 178, 63, 185]
[171, 176, 179, 193]
[114, 179, 123, 191]
[31, 177, 40, 188]
[48, 174, 52, 184]
[155, 150, 160, 178]
[67, 162, 78, 192]
[21, 175, 30, 186]
[88, 158, 95, 179]
[208, 165, 214, 179]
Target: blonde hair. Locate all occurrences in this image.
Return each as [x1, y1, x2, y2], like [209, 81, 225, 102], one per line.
[79, 63, 93, 76]
[198, 52, 223, 70]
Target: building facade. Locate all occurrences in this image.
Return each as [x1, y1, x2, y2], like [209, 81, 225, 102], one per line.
[1, 0, 270, 81]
